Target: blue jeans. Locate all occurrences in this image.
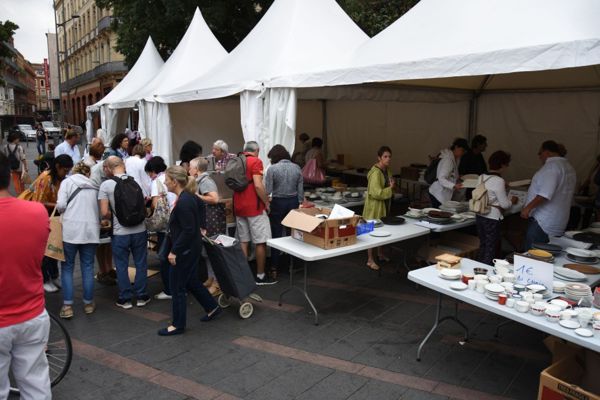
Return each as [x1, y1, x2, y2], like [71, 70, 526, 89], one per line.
[269, 196, 299, 269]
[156, 232, 171, 295]
[524, 218, 549, 251]
[112, 231, 148, 301]
[36, 140, 46, 155]
[170, 252, 217, 330]
[61, 242, 97, 305]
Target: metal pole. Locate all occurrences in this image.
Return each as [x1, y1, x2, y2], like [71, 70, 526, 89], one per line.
[53, 3, 63, 127]
[62, 4, 71, 126]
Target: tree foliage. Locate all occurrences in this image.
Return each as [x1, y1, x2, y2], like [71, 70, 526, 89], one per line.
[0, 20, 19, 86]
[95, 0, 419, 68]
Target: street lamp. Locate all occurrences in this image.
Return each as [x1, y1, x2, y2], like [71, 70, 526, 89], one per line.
[54, 7, 79, 129]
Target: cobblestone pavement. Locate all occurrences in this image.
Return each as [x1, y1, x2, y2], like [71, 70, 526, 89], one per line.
[9, 142, 549, 400]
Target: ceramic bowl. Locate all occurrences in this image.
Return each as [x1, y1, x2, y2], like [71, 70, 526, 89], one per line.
[515, 301, 529, 313]
[531, 303, 546, 316]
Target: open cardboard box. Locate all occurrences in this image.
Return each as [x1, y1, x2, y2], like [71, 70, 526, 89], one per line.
[282, 207, 360, 249]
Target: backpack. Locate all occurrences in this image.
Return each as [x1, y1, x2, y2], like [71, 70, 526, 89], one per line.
[6, 145, 20, 171]
[111, 175, 146, 227]
[424, 155, 441, 185]
[469, 176, 492, 214]
[224, 154, 249, 192]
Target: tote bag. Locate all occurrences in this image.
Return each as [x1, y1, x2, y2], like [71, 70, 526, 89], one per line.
[302, 158, 325, 185]
[45, 207, 65, 261]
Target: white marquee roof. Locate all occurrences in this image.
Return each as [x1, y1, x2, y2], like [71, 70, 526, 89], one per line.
[140, 8, 227, 103]
[267, 0, 600, 90]
[88, 37, 164, 111]
[158, 0, 369, 103]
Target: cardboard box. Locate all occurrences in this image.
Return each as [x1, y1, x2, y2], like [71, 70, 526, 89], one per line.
[418, 232, 480, 264]
[538, 356, 600, 400]
[282, 207, 360, 249]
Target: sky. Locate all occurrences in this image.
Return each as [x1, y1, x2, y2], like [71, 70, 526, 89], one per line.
[0, 0, 56, 64]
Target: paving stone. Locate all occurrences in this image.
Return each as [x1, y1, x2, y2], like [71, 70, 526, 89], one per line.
[347, 379, 408, 400]
[291, 318, 361, 353]
[400, 388, 450, 400]
[424, 345, 489, 386]
[503, 358, 548, 400]
[460, 351, 524, 395]
[295, 371, 369, 400]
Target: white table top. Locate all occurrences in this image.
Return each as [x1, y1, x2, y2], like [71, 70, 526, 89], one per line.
[408, 260, 600, 353]
[411, 218, 475, 233]
[267, 223, 430, 262]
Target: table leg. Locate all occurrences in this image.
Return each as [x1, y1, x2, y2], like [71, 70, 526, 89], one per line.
[278, 258, 319, 325]
[416, 293, 469, 361]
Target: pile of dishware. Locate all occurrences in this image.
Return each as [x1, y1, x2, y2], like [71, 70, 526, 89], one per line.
[425, 210, 453, 225]
[564, 283, 593, 302]
[554, 266, 587, 282]
[438, 268, 461, 280]
[440, 200, 469, 214]
[484, 283, 505, 301]
[553, 281, 566, 294]
[565, 247, 599, 264]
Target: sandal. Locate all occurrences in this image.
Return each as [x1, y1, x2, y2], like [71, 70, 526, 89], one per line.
[366, 261, 380, 271]
[59, 305, 73, 319]
[203, 277, 215, 288]
[208, 284, 222, 297]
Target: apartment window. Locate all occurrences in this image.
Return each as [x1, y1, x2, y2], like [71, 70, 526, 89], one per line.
[41, 80, 45, 87]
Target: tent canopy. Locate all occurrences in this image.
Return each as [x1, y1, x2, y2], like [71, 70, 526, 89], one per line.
[140, 8, 227, 102]
[267, 0, 600, 90]
[87, 37, 164, 111]
[157, 0, 369, 102]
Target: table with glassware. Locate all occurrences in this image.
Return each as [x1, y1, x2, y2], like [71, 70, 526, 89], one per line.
[408, 257, 600, 361]
[268, 223, 431, 325]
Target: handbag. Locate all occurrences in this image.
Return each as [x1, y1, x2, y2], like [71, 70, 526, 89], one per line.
[145, 179, 170, 232]
[45, 207, 65, 261]
[302, 158, 325, 185]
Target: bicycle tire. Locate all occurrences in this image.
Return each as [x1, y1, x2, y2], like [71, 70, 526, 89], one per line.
[9, 311, 73, 395]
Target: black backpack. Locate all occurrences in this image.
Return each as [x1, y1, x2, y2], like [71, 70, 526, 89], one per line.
[224, 154, 249, 192]
[111, 176, 146, 227]
[6, 145, 20, 171]
[424, 155, 441, 185]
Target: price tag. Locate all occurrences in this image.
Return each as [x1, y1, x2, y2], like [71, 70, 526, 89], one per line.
[514, 254, 554, 291]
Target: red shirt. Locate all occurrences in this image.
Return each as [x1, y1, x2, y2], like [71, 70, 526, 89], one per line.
[0, 197, 49, 328]
[233, 154, 266, 217]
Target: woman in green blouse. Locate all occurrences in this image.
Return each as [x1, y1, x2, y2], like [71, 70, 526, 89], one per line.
[363, 146, 395, 271]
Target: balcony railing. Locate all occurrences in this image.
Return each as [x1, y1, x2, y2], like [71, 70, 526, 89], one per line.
[98, 16, 113, 32]
[63, 61, 127, 90]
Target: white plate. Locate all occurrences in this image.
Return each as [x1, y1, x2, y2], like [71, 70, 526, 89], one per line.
[559, 320, 581, 329]
[440, 268, 461, 277]
[575, 328, 594, 337]
[485, 283, 505, 293]
[527, 284, 547, 292]
[369, 230, 391, 238]
[439, 274, 461, 280]
[554, 267, 587, 280]
[450, 282, 468, 291]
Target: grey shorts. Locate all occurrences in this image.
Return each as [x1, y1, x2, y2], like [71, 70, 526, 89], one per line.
[236, 212, 272, 244]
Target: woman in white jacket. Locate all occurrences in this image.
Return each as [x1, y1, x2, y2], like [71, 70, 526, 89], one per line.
[475, 151, 518, 265]
[56, 162, 100, 319]
[428, 138, 469, 208]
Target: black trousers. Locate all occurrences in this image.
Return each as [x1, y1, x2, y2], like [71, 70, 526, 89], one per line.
[476, 215, 501, 266]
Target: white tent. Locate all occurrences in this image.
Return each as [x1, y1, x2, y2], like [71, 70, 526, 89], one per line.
[260, 0, 600, 181]
[156, 0, 369, 165]
[86, 37, 164, 142]
[135, 8, 228, 165]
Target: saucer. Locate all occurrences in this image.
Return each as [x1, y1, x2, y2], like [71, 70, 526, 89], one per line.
[450, 282, 468, 291]
[575, 328, 593, 337]
[559, 320, 580, 329]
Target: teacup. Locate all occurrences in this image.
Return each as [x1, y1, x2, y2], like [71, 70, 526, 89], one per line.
[514, 284, 526, 293]
[545, 309, 561, 323]
[476, 280, 486, 293]
[500, 282, 514, 291]
[515, 301, 529, 313]
[506, 298, 515, 308]
[531, 303, 546, 316]
[578, 311, 593, 327]
[474, 274, 488, 281]
[533, 293, 543, 301]
[468, 280, 477, 290]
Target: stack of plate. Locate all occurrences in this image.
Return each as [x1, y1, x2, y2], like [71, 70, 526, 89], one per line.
[426, 210, 453, 225]
[553, 281, 566, 293]
[440, 201, 469, 214]
[532, 242, 562, 256]
[564, 283, 593, 302]
[554, 266, 587, 282]
[565, 248, 599, 265]
[484, 283, 505, 301]
[438, 268, 461, 280]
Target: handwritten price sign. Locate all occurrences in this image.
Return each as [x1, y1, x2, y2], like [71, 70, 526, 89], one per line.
[514, 254, 554, 291]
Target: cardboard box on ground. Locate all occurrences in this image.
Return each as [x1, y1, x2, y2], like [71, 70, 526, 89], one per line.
[538, 336, 600, 400]
[282, 207, 360, 250]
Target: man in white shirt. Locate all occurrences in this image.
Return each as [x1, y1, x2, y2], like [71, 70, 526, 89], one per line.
[54, 131, 81, 164]
[521, 140, 576, 250]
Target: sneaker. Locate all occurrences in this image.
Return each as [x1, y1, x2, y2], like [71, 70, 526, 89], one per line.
[52, 278, 62, 289]
[59, 305, 73, 319]
[116, 299, 133, 309]
[83, 302, 96, 315]
[136, 295, 151, 307]
[43, 282, 59, 293]
[154, 291, 172, 300]
[255, 275, 278, 286]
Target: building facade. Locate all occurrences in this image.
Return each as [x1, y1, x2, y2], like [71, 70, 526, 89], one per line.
[46, 33, 60, 118]
[32, 62, 51, 116]
[54, 0, 127, 125]
[0, 37, 36, 121]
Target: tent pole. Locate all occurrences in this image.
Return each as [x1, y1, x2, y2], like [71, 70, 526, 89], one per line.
[321, 99, 328, 160]
[468, 75, 493, 140]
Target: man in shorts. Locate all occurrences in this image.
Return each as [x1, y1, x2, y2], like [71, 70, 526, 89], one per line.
[234, 141, 274, 285]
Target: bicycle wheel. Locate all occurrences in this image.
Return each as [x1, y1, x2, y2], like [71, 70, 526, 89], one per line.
[9, 311, 73, 395]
